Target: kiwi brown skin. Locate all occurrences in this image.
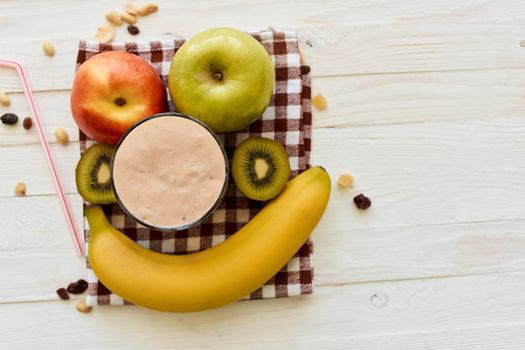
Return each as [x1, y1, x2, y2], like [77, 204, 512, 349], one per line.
[75, 143, 117, 204]
[231, 137, 291, 201]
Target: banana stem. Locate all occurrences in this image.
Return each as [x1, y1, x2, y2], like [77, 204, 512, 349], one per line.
[85, 205, 108, 234]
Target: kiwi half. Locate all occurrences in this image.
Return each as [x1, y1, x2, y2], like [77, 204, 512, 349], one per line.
[75, 143, 117, 204]
[232, 137, 291, 201]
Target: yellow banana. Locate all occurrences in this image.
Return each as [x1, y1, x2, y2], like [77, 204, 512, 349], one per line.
[86, 166, 331, 312]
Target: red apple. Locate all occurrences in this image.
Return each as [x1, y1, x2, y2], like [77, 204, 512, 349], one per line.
[71, 51, 168, 144]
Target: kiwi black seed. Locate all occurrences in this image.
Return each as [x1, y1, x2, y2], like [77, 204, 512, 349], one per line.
[231, 137, 291, 201]
[75, 143, 117, 204]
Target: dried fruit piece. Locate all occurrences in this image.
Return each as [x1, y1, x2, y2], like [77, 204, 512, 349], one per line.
[353, 193, 372, 210]
[42, 40, 55, 57]
[94, 25, 115, 43]
[124, 2, 139, 15]
[137, 3, 158, 16]
[105, 10, 122, 26]
[121, 12, 137, 24]
[338, 173, 354, 188]
[56, 288, 70, 300]
[14, 182, 26, 196]
[1, 113, 18, 125]
[76, 301, 92, 313]
[66, 279, 88, 294]
[300, 65, 311, 75]
[0, 90, 10, 107]
[23, 116, 32, 130]
[127, 25, 140, 35]
[54, 127, 69, 145]
[312, 93, 327, 110]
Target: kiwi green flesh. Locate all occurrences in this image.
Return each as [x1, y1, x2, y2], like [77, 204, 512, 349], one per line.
[75, 143, 117, 204]
[232, 138, 291, 201]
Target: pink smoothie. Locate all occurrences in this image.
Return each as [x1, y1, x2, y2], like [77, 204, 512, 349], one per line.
[112, 115, 227, 229]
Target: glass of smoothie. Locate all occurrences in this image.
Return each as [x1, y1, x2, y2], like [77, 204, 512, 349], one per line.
[110, 112, 229, 231]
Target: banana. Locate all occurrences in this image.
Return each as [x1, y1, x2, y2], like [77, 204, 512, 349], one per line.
[86, 166, 331, 312]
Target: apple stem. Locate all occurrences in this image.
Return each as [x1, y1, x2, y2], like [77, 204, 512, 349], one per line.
[213, 72, 223, 81]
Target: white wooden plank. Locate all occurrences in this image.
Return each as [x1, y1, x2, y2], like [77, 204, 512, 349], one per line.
[312, 68, 525, 127]
[0, 143, 79, 197]
[0, 90, 78, 147]
[2, 272, 525, 349]
[0, 193, 84, 302]
[313, 218, 525, 285]
[312, 118, 525, 175]
[1, 21, 525, 92]
[3, 0, 525, 44]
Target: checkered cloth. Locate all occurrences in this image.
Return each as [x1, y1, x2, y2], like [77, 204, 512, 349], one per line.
[76, 29, 313, 307]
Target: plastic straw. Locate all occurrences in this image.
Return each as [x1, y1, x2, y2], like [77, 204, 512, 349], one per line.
[0, 58, 84, 256]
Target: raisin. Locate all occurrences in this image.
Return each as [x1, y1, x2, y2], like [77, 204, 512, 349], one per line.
[353, 193, 372, 210]
[1, 113, 18, 125]
[127, 25, 140, 35]
[66, 279, 88, 294]
[56, 287, 70, 300]
[23, 116, 32, 130]
[301, 65, 311, 75]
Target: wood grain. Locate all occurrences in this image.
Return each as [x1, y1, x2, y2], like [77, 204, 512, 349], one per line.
[2, 0, 525, 348]
[2, 272, 525, 349]
[1, 21, 525, 91]
[3, 0, 525, 43]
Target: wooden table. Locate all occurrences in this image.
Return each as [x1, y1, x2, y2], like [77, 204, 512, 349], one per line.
[1, 1, 525, 348]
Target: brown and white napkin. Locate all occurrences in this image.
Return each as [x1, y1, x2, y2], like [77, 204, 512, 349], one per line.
[76, 29, 313, 306]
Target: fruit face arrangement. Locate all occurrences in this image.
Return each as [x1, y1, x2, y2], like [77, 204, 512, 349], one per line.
[71, 27, 330, 312]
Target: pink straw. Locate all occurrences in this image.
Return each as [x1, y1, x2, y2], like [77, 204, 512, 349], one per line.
[0, 58, 84, 256]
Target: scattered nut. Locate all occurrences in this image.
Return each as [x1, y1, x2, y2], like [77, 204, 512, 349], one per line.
[0, 90, 10, 107]
[312, 93, 327, 110]
[22, 116, 32, 130]
[127, 25, 140, 35]
[67, 279, 88, 294]
[76, 300, 92, 313]
[137, 3, 158, 16]
[1, 113, 18, 125]
[42, 40, 55, 57]
[94, 24, 115, 43]
[105, 10, 122, 26]
[124, 2, 139, 15]
[54, 127, 69, 145]
[56, 288, 70, 300]
[14, 182, 26, 196]
[354, 193, 372, 210]
[121, 11, 137, 24]
[338, 174, 354, 188]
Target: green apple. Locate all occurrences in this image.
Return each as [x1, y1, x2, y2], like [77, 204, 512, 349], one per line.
[168, 28, 275, 133]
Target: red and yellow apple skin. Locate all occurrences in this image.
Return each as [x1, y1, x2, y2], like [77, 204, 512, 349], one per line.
[71, 51, 168, 144]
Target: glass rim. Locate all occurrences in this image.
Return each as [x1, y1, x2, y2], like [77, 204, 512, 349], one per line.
[110, 112, 229, 231]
